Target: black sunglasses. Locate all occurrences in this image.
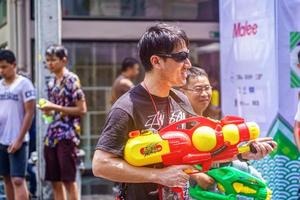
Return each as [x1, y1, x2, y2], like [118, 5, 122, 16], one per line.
[156, 51, 189, 62]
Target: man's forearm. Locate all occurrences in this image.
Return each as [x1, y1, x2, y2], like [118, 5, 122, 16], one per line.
[93, 152, 159, 183]
[54, 104, 86, 116]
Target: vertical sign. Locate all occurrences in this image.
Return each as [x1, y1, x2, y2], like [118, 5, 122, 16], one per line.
[220, 0, 300, 199]
[220, 0, 277, 136]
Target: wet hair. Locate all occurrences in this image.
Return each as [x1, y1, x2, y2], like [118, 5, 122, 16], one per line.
[186, 66, 208, 84]
[45, 44, 68, 60]
[0, 49, 16, 64]
[138, 23, 189, 72]
[121, 57, 139, 72]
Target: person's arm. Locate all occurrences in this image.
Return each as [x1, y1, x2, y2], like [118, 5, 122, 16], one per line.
[8, 99, 35, 153]
[40, 76, 87, 116]
[40, 99, 87, 116]
[93, 107, 194, 187]
[239, 137, 277, 161]
[190, 173, 214, 189]
[210, 137, 277, 164]
[294, 121, 300, 151]
[92, 149, 192, 188]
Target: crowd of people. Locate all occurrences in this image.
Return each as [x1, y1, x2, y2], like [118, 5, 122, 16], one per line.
[0, 23, 280, 200]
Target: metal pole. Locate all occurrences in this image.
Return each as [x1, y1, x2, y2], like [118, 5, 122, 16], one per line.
[34, 1, 61, 199]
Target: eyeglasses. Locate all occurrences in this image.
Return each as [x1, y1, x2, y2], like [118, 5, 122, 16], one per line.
[156, 51, 189, 62]
[183, 85, 212, 94]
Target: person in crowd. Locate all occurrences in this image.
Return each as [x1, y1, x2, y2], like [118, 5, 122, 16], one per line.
[111, 57, 140, 104]
[181, 66, 270, 190]
[0, 49, 35, 200]
[39, 45, 87, 200]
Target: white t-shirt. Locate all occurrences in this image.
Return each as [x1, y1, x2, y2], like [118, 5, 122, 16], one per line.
[0, 75, 36, 145]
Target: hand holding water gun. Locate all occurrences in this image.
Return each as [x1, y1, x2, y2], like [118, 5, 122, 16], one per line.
[189, 166, 272, 200]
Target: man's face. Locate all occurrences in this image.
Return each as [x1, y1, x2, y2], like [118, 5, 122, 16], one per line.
[184, 76, 212, 114]
[45, 55, 66, 74]
[128, 63, 140, 79]
[159, 44, 192, 87]
[0, 60, 16, 80]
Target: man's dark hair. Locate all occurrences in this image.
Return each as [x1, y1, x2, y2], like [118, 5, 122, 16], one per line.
[186, 66, 208, 84]
[0, 49, 16, 64]
[138, 23, 189, 72]
[121, 57, 139, 72]
[45, 44, 68, 60]
[298, 50, 300, 63]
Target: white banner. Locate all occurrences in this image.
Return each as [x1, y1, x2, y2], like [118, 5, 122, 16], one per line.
[220, 0, 300, 199]
[220, 0, 277, 136]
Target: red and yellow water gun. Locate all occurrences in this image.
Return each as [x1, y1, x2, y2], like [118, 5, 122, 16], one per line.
[124, 116, 260, 172]
[124, 116, 261, 200]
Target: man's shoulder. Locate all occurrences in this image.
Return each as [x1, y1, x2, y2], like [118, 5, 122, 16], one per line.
[17, 75, 34, 88]
[119, 78, 133, 87]
[113, 75, 133, 87]
[65, 71, 80, 82]
[112, 88, 135, 108]
[112, 85, 144, 109]
[170, 88, 190, 103]
[18, 75, 32, 83]
[64, 71, 82, 90]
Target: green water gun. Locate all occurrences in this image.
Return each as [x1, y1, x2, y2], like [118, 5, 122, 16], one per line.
[189, 166, 272, 200]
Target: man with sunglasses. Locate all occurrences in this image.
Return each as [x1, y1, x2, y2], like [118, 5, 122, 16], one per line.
[93, 23, 275, 200]
[93, 23, 194, 200]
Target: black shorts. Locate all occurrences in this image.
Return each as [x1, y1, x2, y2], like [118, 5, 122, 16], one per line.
[44, 139, 77, 182]
[0, 142, 28, 177]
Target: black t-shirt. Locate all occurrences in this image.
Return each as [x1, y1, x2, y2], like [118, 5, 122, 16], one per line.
[96, 84, 192, 200]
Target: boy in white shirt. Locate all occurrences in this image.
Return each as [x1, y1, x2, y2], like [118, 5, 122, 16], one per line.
[0, 50, 35, 200]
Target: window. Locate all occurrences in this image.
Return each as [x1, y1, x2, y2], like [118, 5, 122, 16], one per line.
[0, 0, 7, 27]
[62, 0, 219, 21]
